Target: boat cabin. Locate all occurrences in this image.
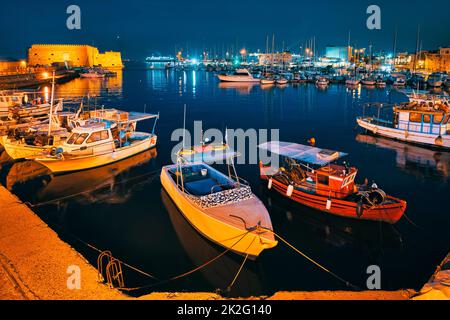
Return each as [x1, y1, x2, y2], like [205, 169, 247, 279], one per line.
[394, 102, 450, 135]
[61, 121, 116, 154]
[259, 142, 358, 199]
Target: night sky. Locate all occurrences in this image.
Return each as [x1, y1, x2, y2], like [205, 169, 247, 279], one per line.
[1, 0, 449, 60]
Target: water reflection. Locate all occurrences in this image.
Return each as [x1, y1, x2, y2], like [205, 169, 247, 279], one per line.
[218, 82, 257, 95]
[162, 189, 263, 297]
[55, 70, 123, 99]
[356, 133, 450, 180]
[8, 149, 158, 206]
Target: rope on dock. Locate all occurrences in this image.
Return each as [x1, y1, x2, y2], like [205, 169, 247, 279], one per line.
[261, 227, 360, 290]
[119, 230, 251, 292]
[226, 235, 255, 293]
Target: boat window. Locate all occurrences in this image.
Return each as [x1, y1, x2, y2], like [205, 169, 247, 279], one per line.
[443, 115, 450, 124]
[74, 133, 89, 145]
[433, 114, 444, 124]
[86, 130, 109, 143]
[0, 98, 3, 102]
[67, 133, 79, 144]
[423, 114, 431, 123]
[317, 174, 329, 185]
[101, 130, 109, 140]
[409, 112, 422, 123]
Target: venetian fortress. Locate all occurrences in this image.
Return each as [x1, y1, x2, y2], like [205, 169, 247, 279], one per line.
[27, 44, 123, 69]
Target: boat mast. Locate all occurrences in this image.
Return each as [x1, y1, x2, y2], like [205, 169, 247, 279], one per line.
[48, 70, 56, 137]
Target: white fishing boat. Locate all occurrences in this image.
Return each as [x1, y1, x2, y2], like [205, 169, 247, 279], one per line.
[260, 78, 275, 85]
[217, 69, 260, 82]
[276, 77, 288, 85]
[427, 73, 445, 88]
[80, 69, 105, 79]
[1, 105, 84, 160]
[31, 112, 159, 173]
[376, 78, 387, 88]
[0, 91, 28, 118]
[346, 78, 360, 86]
[160, 142, 277, 259]
[361, 77, 376, 86]
[393, 76, 407, 87]
[357, 101, 450, 149]
[316, 77, 329, 87]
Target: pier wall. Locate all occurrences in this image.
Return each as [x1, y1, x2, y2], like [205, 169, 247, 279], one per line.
[28, 44, 123, 69]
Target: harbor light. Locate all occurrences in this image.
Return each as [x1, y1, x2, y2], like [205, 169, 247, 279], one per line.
[42, 72, 49, 79]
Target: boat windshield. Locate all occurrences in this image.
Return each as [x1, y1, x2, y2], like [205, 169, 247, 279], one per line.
[67, 133, 89, 145]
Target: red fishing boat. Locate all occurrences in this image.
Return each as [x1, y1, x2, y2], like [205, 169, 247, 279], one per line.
[258, 141, 407, 224]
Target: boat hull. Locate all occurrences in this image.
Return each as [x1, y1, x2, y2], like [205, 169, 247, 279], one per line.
[217, 75, 260, 82]
[261, 175, 406, 224]
[34, 135, 157, 173]
[357, 117, 450, 149]
[160, 166, 277, 258]
[2, 137, 54, 160]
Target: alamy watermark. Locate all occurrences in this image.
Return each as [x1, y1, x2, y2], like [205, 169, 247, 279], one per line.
[366, 265, 381, 289]
[66, 5, 81, 30]
[366, 5, 381, 30]
[170, 121, 279, 167]
[67, 265, 81, 290]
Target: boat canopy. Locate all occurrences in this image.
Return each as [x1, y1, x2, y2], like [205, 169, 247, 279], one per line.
[258, 141, 347, 166]
[126, 112, 159, 123]
[178, 144, 240, 163]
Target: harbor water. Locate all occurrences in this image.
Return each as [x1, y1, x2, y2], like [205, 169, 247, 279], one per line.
[1, 69, 449, 297]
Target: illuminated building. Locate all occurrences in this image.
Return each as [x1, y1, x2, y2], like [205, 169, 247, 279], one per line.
[28, 44, 123, 69]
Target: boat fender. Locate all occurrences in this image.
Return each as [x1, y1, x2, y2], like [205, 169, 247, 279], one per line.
[435, 135, 444, 146]
[326, 198, 332, 210]
[286, 185, 294, 197]
[373, 127, 378, 134]
[356, 200, 364, 217]
[405, 129, 409, 139]
[268, 178, 273, 190]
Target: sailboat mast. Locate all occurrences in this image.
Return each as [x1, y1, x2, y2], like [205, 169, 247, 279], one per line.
[48, 70, 55, 137]
[413, 25, 420, 73]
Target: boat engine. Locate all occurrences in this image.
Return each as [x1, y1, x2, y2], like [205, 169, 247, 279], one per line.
[359, 188, 386, 207]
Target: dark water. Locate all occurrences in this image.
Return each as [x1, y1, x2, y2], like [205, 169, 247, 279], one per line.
[1, 69, 449, 297]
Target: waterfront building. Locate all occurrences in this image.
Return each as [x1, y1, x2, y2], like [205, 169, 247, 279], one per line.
[28, 44, 123, 69]
[0, 57, 27, 75]
[258, 52, 292, 65]
[325, 46, 352, 61]
[395, 47, 450, 73]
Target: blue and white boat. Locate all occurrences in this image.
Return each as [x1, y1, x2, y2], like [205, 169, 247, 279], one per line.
[357, 100, 450, 149]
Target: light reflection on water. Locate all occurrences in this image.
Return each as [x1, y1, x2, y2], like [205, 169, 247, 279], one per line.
[1, 69, 449, 297]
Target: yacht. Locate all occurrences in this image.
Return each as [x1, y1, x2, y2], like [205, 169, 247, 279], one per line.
[217, 69, 260, 82]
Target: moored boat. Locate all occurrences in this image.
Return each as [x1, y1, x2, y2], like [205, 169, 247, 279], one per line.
[217, 69, 260, 82]
[258, 141, 407, 224]
[357, 101, 450, 149]
[160, 143, 277, 258]
[31, 112, 159, 173]
[316, 77, 329, 87]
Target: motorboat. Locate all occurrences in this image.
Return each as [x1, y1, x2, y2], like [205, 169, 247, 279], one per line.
[160, 143, 277, 259]
[217, 69, 260, 82]
[361, 77, 376, 86]
[427, 73, 445, 88]
[258, 141, 407, 224]
[316, 77, 329, 87]
[31, 112, 159, 173]
[260, 78, 275, 85]
[276, 77, 288, 85]
[80, 69, 106, 79]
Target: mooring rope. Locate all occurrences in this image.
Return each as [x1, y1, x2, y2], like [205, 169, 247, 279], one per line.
[261, 227, 360, 290]
[226, 235, 256, 292]
[119, 230, 251, 292]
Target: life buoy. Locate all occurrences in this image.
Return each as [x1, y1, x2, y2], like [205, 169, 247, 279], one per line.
[435, 135, 444, 146]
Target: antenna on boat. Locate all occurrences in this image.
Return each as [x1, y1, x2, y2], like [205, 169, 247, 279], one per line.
[48, 70, 56, 137]
[182, 103, 186, 151]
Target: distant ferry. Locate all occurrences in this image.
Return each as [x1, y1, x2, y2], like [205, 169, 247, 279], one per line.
[217, 69, 260, 82]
